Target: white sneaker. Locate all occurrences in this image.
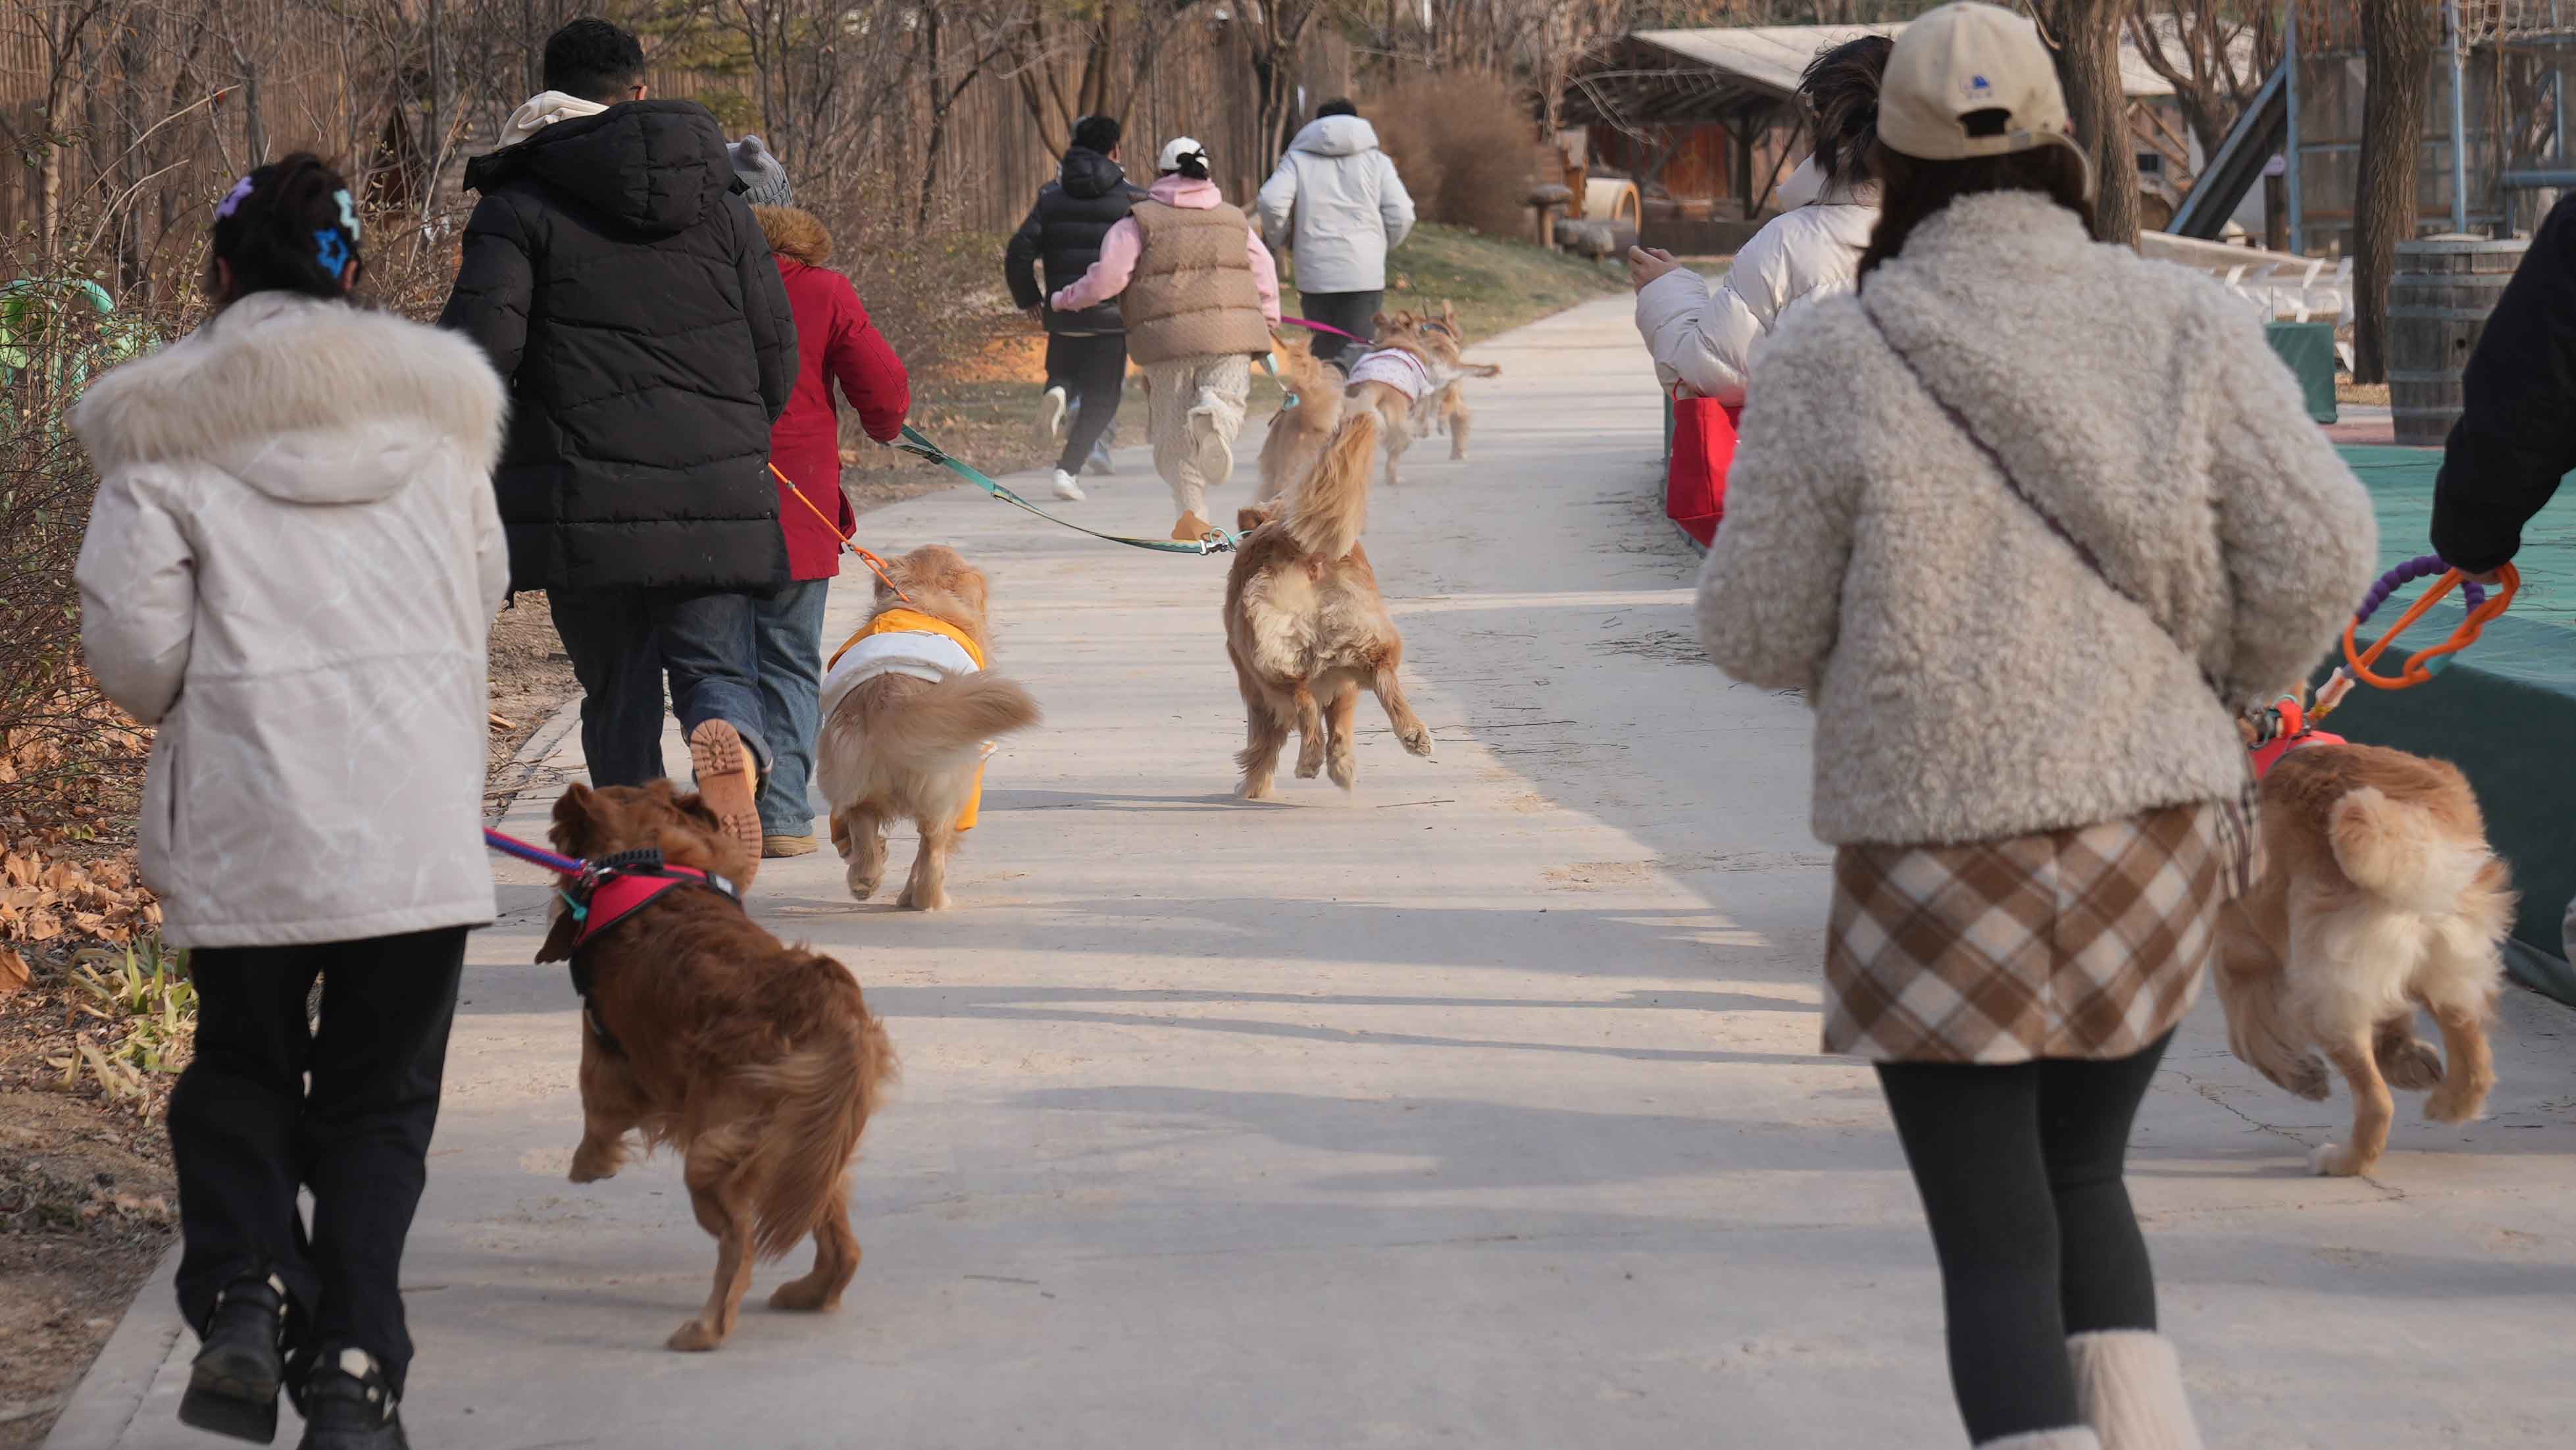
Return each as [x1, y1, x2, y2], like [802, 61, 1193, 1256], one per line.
[1050, 468, 1086, 502]
[1036, 385, 1068, 442]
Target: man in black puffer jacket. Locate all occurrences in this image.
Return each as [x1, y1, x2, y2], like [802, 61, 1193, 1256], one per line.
[441, 18, 795, 848]
[1005, 114, 1147, 502]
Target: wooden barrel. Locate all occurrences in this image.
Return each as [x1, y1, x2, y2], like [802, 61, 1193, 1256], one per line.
[2388, 235, 2528, 445]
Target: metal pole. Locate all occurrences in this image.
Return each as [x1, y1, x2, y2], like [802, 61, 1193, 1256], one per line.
[2447, 0, 2472, 232]
[2286, 1, 2304, 253]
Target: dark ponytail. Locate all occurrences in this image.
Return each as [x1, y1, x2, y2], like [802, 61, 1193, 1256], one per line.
[203, 153, 364, 306]
[1174, 149, 1211, 182]
[1800, 35, 1894, 189]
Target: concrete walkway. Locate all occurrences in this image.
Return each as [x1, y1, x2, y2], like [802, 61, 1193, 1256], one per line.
[51, 298, 2576, 1449]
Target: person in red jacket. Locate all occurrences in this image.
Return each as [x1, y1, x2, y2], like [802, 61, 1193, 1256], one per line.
[730, 137, 911, 855]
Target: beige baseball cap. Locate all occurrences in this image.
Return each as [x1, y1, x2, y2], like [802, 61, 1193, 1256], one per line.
[1879, 2, 2092, 190]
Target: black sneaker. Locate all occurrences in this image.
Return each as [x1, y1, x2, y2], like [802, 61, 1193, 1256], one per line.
[294, 1349, 409, 1450]
[178, 1276, 288, 1443]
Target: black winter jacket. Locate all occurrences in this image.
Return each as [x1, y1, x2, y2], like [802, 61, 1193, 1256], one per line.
[1005, 148, 1148, 334]
[2435, 192, 2575, 573]
[440, 101, 796, 595]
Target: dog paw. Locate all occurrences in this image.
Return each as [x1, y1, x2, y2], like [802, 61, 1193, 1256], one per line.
[899, 887, 950, 912]
[2308, 1142, 2367, 1178]
[666, 1320, 724, 1353]
[1398, 724, 1436, 759]
[567, 1144, 621, 1184]
[2272, 1055, 2333, 1102]
[1239, 777, 1277, 800]
[768, 1280, 840, 1314]
[2381, 1037, 2446, 1092]
[2424, 1084, 2490, 1125]
[845, 867, 881, 902]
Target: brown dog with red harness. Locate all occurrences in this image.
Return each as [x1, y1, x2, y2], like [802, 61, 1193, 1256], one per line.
[538, 780, 896, 1350]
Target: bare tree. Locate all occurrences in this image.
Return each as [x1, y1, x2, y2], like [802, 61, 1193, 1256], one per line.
[2034, 0, 2141, 244]
[2124, 1, 2281, 158]
[2352, 0, 2441, 382]
[1243, 0, 1335, 170]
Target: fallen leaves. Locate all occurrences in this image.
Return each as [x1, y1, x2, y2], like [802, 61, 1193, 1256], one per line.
[0, 946, 27, 994]
[0, 841, 157, 950]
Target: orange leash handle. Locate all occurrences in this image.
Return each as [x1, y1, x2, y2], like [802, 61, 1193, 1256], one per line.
[770, 462, 910, 602]
[2340, 563, 2518, 690]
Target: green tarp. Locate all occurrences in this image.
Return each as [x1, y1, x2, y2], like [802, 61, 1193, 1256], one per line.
[2265, 321, 2339, 425]
[2331, 445, 2575, 1004]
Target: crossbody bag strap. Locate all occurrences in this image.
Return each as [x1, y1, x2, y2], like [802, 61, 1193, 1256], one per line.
[1857, 294, 2260, 892]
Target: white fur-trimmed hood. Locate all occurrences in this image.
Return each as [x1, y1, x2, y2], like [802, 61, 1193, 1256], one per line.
[74, 291, 505, 504]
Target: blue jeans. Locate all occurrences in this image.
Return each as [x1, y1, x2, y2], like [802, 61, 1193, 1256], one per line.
[751, 579, 830, 837]
[548, 588, 770, 790]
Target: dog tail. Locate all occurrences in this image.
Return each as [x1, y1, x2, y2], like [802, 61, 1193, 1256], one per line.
[868, 673, 1041, 775]
[1286, 409, 1378, 559]
[740, 980, 897, 1262]
[2329, 785, 2491, 916]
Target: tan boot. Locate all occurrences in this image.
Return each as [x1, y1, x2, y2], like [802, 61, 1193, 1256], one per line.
[1171, 511, 1213, 542]
[762, 833, 819, 859]
[1977, 1430, 2102, 1449]
[686, 719, 765, 885]
[2069, 1332, 2203, 1450]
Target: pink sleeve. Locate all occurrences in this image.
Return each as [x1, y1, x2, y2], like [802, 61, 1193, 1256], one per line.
[1246, 231, 1282, 327]
[1051, 217, 1141, 313]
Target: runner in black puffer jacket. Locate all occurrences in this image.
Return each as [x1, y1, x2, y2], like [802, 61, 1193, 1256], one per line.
[1004, 117, 1149, 497]
[440, 28, 796, 837]
[443, 99, 796, 596]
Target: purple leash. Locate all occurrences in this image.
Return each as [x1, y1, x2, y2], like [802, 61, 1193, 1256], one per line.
[484, 826, 585, 877]
[2358, 554, 2486, 624]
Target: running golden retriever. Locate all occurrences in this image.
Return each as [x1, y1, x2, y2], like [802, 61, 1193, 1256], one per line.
[2214, 740, 2512, 1177]
[1224, 390, 1434, 798]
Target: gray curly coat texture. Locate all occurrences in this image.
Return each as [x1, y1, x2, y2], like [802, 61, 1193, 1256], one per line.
[1696, 192, 2378, 848]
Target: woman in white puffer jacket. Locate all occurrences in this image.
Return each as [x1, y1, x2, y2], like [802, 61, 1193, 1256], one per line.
[1629, 34, 1891, 403]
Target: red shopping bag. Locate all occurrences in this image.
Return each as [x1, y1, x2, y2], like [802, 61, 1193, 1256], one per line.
[1665, 394, 1741, 546]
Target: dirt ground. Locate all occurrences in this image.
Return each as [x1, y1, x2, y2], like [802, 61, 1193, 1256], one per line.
[0, 1092, 176, 1447]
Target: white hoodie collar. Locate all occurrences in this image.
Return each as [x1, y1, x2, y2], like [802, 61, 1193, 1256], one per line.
[497, 91, 609, 148]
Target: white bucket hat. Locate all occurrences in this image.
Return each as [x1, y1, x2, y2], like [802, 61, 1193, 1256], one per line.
[1879, 2, 2093, 194]
[1157, 136, 1210, 174]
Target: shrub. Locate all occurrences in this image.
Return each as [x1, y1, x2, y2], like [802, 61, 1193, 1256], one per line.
[1365, 72, 1538, 241]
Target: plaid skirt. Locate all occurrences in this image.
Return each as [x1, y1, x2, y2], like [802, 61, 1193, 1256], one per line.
[1822, 802, 2233, 1064]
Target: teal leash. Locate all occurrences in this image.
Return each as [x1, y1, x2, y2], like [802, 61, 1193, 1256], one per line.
[894, 424, 1238, 556]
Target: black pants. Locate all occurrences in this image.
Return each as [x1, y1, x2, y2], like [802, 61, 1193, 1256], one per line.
[1046, 332, 1128, 475]
[548, 587, 770, 789]
[1875, 1032, 2171, 1444]
[170, 927, 468, 1398]
[1297, 288, 1382, 369]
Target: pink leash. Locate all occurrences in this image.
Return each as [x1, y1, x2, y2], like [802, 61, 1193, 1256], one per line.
[1284, 316, 1367, 343]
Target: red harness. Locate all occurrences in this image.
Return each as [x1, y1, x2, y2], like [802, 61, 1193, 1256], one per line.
[557, 850, 743, 1054]
[2245, 696, 2345, 780]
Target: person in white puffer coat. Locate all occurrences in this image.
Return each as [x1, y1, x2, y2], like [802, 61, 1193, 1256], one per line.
[72, 154, 505, 1449]
[1629, 34, 1892, 404]
[1255, 101, 1416, 367]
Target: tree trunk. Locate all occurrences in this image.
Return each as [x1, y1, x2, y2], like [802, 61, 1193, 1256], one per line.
[2040, 0, 2140, 245]
[2354, 0, 2441, 384]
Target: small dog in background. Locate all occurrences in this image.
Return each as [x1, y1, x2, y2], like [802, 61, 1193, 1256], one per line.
[1254, 329, 1346, 507]
[2215, 732, 2512, 1178]
[540, 781, 896, 1351]
[816, 545, 1039, 911]
[1411, 301, 1500, 462]
[1225, 390, 1435, 799]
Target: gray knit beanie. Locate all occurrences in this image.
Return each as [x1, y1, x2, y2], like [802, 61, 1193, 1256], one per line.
[728, 134, 792, 207]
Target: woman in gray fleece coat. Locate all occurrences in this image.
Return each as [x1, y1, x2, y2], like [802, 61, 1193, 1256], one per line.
[1695, 8, 2375, 1449]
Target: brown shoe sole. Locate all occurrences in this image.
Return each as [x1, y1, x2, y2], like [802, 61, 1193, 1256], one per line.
[687, 720, 764, 881]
